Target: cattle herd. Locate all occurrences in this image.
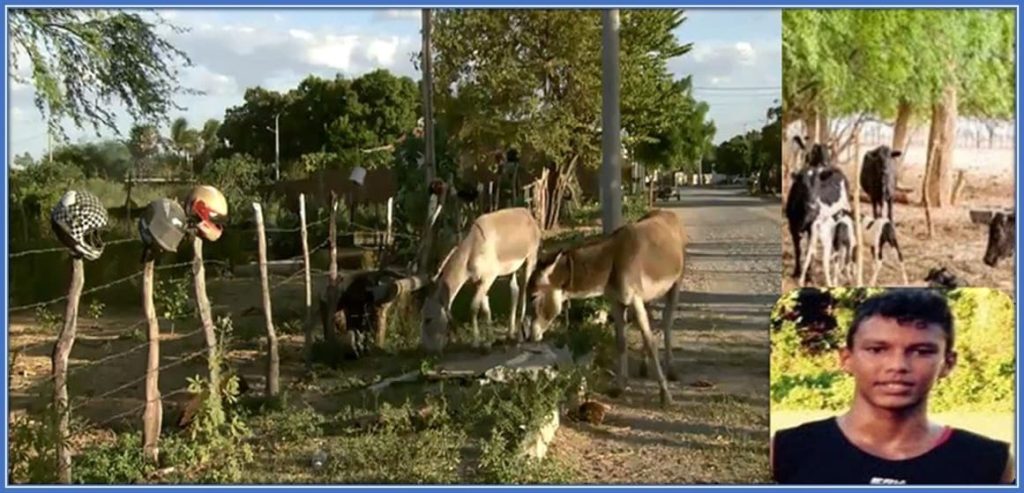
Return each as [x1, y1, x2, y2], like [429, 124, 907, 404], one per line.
[784, 136, 1014, 288]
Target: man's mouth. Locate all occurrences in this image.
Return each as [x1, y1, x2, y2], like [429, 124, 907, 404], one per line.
[875, 381, 914, 392]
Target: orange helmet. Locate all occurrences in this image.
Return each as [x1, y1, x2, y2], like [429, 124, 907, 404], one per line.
[185, 185, 228, 242]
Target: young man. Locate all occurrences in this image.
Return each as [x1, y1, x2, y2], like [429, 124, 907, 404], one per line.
[771, 289, 1015, 484]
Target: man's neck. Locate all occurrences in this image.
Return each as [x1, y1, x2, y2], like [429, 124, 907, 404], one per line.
[838, 397, 943, 459]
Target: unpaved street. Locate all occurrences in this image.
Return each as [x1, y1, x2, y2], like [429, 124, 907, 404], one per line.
[548, 186, 781, 484]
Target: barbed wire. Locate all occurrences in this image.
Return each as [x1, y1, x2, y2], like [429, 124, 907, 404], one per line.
[71, 347, 210, 408]
[83, 387, 193, 432]
[10, 238, 139, 259]
[9, 260, 229, 313]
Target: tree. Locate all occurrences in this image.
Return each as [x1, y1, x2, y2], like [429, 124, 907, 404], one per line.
[9, 9, 194, 139]
[127, 123, 161, 177]
[217, 71, 419, 174]
[431, 9, 707, 227]
[783, 9, 1014, 206]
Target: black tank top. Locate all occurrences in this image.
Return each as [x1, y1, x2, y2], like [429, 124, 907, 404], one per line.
[773, 417, 1010, 484]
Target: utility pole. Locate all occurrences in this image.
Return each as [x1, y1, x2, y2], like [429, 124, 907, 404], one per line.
[266, 113, 280, 181]
[416, 8, 437, 276]
[600, 9, 623, 234]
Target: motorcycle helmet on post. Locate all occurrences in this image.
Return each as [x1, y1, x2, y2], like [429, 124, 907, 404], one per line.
[50, 190, 109, 261]
[185, 185, 228, 242]
[139, 198, 189, 253]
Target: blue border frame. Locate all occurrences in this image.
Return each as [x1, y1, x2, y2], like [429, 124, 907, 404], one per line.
[1, 3, 1020, 492]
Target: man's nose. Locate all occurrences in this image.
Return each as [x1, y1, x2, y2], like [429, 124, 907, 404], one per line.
[884, 352, 912, 373]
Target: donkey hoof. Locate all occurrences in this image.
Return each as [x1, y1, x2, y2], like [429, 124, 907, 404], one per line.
[607, 386, 625, 399]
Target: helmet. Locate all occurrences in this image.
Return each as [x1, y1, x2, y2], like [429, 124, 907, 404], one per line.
[185, 185, 228, 242]
[139, 198, 188, 252]
[50, 190, 108, 261]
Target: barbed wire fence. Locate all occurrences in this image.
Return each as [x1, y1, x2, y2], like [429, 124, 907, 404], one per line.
[8, 193, 409, 484]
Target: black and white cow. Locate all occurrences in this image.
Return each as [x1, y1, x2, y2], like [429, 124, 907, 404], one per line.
[785, 136, 852, 283]
[863, 216, 908, 286]
[860, 145, 904, 222]
[983, 211, 1015, 267]
[830, 209, 856, 285]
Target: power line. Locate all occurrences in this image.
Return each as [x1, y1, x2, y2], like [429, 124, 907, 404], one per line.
[693, 85, 780, 91]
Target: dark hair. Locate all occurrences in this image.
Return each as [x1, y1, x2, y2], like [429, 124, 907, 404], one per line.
[846, 289, 955, 352]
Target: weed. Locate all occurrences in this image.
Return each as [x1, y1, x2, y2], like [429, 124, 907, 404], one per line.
[34, 306, 62, 332]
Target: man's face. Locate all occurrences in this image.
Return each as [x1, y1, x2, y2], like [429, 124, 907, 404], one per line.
[840, 315, 957, 412]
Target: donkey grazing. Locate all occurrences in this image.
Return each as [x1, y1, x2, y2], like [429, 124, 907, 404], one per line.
[526, 209, 686, 407]
[421, 207, 541, 352]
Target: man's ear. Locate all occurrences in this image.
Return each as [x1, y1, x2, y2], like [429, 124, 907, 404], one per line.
[838, 347, 853, 375]
[939, 350, 958, 379]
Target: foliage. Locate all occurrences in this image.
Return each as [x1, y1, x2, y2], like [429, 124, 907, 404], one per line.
[155, 274, 194, 330]
[770, 288, 1015, 412]
[10, 158, 86, 224]
[783, 9, 1014, 123]
[432, 9, 713, 180]
[217, 70, 419, 172]
[199, 153, 266, 223]
[9, 9, 194, 139]
[34, 305, 62, 332]
[9, 405, 63, 484]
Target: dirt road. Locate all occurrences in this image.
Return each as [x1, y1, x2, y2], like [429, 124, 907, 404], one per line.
[548, 185, 781, 484]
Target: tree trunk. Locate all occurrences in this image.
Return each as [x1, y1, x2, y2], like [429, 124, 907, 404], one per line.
[925, 83, 957, 208]
[818, 107, 831, 144]
[806, 109, 819, 143]
[892, 100, 913, 152]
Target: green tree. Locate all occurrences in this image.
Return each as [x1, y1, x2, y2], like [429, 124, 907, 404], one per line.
[431, 9, 708, 227]
[783, 9, 1014, 205]
[9, 9, 194, 139]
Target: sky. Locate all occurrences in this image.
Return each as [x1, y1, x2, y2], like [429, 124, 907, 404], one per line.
[7, 8, 781, 160]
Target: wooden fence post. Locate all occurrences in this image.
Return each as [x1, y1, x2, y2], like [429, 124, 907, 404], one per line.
[854, 135, 864, 287]
[299, 194, 313, 371]
[142, 256, 162, 464]
[52, 258, 84, 484]
[192, 236, 220, 413]
[253, 203, 280, 397]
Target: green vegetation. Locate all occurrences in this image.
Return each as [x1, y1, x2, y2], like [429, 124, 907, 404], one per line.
[770, 288, 1015, 412]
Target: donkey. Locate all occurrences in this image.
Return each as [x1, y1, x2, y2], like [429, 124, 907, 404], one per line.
[420, 207, 541, 352]
[526, 209, 686, 407]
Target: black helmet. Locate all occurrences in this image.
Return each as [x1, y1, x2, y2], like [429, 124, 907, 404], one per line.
[139, 198, 188, 253]
[50, 190, 108, 261]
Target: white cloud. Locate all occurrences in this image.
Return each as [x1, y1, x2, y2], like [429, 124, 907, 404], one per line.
[306, 35, 361, 71]
[183, 65, 239, 97]
[366, 36, 401, 67]
[289, 29, 314, 41]
[735, 42, 756, 66]
[374, 9, 421, 22]
[670, 39, 781, 142]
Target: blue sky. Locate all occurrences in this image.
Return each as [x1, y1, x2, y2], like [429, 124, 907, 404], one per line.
[8, 8, 781, 160]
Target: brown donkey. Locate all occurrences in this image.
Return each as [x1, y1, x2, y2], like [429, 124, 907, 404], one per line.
[526, 209, 686, 406]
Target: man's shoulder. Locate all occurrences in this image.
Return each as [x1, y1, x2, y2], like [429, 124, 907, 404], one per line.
[775, 417, 838, 439]
[947, 427, 1011, 453]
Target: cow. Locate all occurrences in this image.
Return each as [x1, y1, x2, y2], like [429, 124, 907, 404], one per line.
[860, 145, 904, 222]
[830, 210, 856, 285]
[862, 216, 909, 285]
[983, 211, 1015, 267]
[785, 136, 852, 281]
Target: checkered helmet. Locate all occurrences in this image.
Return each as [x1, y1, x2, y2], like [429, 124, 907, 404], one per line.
[50, 190, 109, 261]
